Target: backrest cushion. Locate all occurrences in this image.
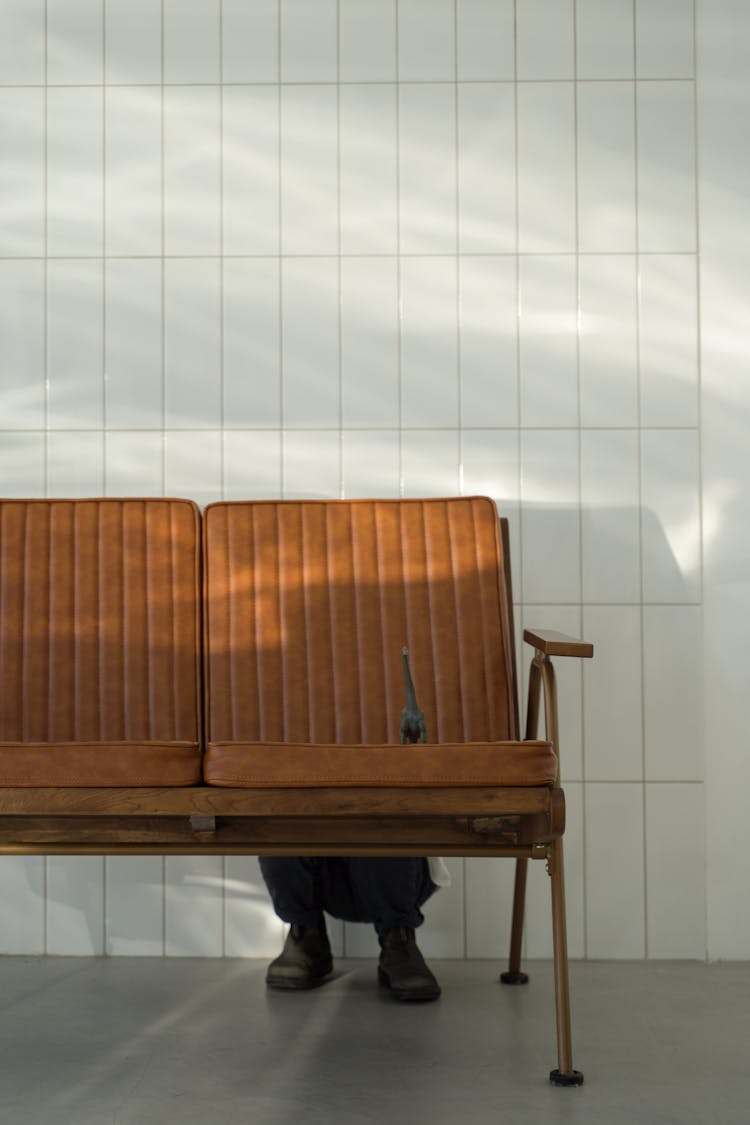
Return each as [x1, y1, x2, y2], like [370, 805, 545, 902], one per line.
[0, 498, 201, 745]
[203, 497, 517, 745]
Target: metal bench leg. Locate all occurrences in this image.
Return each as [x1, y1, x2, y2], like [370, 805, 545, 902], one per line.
[500, 857, 529, 985]
[548, 837, 583, 1087]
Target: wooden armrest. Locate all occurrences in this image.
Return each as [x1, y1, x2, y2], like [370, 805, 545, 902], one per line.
[523, 628, 593, 659]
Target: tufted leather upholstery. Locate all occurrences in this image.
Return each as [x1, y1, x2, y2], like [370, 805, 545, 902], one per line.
[202, 497, 556, 787]
[0, 499, 202, 785]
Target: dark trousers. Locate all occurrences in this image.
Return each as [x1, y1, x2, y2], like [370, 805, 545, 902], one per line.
[259, 856, 437, 939]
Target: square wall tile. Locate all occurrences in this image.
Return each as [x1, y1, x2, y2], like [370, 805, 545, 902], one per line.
[520, 429, 580, 604]
[0, 260, 45, 427]
[47, 88, 103, 257]
[457, 0, 514, 80]
[221, 86, 280, 256]
[400, 257, 459, 428]
[282, 258, 339, 428]
[585, 783, 645, 958]
[222, 0, 278, 83]
[281, 0, 337, 83]
[518, 256, 578, 427]
[342, 430, 400, 498]
[105, 258, 163, 429]
[461, 430, 520, 589]
[47, 432, 104, 496]
[281, 86, 338, 255]
[402, 431, 460, 497]
[636, 0, 694, 78]
[643, 607, 703, 780]
[106, 432, 164, 496]
[224, 857, 284, 957]
[341, 258, 399, 427]
[577, 82, 636, 252]
[0, 90, 45, 255]
[223, 431, 282, 499]
[459, 257, 518, 428]
[461, 429, 519, 503]
[583, 605, 643, 781]
[47, 0, 103, 85]
[164, 431, 222, 507]
[223, 258, 281, 428]
[420, 860, 465, 958]
[517, 84, 576, 252]
[163, 0, 220, 83]
[164, 87, 221, 256]
[458, 84, 516, 254]
[164, 259, 221, 429]
[105, 857, 164, 955]
[105, 86, 162, 256]
[516, 0, 574, 79]
[581, 429, 640, 604]
[637, 82, 696, 252]
[0, 0, 45, 84]
[639, 254, 699, 427]
[465, 856, 517, 959]
[340, 84, 398, 255]
[105, 0, 162, 84]
[641, 429, 701, 603]
[646, 783, 706, 958]
[576, 0, 634, 79]
[399, 85, 457, 254]
[0, 434, 45, 496]
[283, 431, 340, 499]
[339, 0, 396, 82]
[398, 0, 455, 81]
[0, 857, 45, 954]
[579, 255, 638, 427]
[47, 259, 104, 430]
[47, 856, 105, 955]
[165, 857, 223, 957]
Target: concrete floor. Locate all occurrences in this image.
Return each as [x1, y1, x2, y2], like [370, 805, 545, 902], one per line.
[0, 957, 747, 1124]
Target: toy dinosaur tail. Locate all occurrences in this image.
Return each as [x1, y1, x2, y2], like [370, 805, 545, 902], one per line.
[402, 646, 418, 710]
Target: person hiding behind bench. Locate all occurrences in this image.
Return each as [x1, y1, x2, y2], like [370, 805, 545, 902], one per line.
[260, 650, 446, 1002]
[260, 856, 447, 1000]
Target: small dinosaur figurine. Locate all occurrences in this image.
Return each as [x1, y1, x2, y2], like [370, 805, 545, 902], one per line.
[399, 646, 427, 744]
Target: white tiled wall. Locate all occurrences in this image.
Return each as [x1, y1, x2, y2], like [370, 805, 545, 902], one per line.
[0, 0, 743, 962]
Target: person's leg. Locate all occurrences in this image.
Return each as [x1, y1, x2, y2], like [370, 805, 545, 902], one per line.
[343, 857, 436, 938]
[260, 855, 441, 999]
[259, 857, 333, 990]
[259, 856, 326, 929]
[342, 857, 441, 1002]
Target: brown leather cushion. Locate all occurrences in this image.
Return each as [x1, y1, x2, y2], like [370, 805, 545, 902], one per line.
[203, 497, 517, 747]
[203, 741, 557, 788]
[0, 498, 202, 786]
[0, 743, 201, 787]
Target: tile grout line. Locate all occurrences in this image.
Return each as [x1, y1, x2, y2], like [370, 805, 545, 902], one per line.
[42, 0, 49, 955]
[633, 0, 650, 963]
[689, 0, 709, 962]
[218, 0, 227, 955]
[572, 0, 588, 964]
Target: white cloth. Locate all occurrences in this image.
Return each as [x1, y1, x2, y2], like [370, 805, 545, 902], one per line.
[428, 857, 451, 887]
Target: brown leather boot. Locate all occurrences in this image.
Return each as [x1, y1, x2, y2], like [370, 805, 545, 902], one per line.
[377, 926, 441, 1001]
[266, 921, 333, 990]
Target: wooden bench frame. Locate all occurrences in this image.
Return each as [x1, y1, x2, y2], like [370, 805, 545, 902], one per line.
[0, 499, 592, 1086]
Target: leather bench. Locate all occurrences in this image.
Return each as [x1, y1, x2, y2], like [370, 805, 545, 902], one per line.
[0, 495, 591, 1085]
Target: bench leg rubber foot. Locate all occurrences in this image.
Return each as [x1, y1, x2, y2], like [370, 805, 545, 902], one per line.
[549, 1069, 584, 1087]
[499, 970, 529, 985]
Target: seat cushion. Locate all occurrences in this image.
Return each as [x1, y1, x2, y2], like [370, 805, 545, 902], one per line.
[203, 740, 557, 788]
[0, 742, 202, 786]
